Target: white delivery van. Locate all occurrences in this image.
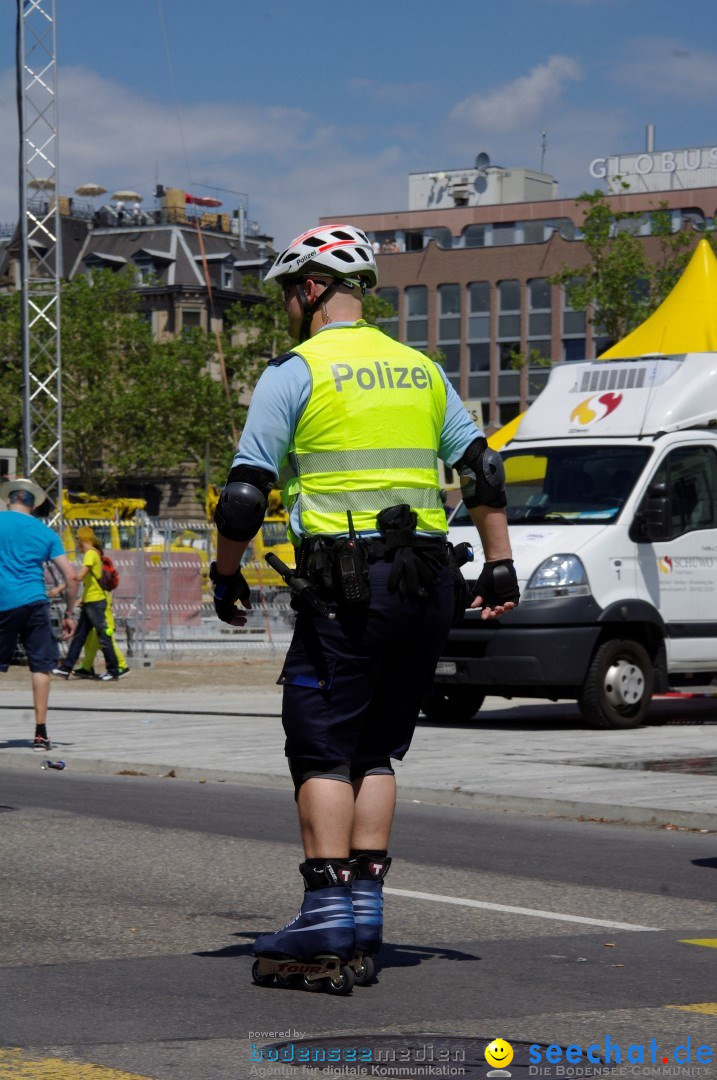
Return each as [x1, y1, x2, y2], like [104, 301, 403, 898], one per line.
[432, 352, 717, 728]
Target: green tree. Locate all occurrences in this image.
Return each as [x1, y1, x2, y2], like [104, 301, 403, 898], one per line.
[0, 270, 233, 494]
[0, 292, 23, 456]
[551, 188, 703, 348]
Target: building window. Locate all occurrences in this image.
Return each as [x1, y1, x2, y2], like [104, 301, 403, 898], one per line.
[427, 227, 453, 249]
[498, 280, 520, 370]
[493, 222, 516, 247]
[376, 288, 398, 339]
[438, 284, 461, 388]
[562, 282, 586, 361]
[527, 277, 551, 366]
[133, 258, 155, 286]
[468, 281, 490, 400]
[523, 221, 547, 244]
[222, 262, 233, 289]
[463, 225, 486, 248]
[181, 309, 202, 331]
[405, 286, 427, 346]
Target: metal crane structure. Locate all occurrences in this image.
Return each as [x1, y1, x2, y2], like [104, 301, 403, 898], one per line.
[16, 0, 63, 517]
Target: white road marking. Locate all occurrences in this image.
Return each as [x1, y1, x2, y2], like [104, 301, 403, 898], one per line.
[384, 887, 662, 932]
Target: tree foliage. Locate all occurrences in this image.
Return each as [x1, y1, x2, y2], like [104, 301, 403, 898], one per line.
[0, 271, 236, 493]
[0, 271, 422, 494]
[550, 187, 703, 348]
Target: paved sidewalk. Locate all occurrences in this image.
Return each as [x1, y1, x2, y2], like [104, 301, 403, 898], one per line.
[1, 680, 716, 829]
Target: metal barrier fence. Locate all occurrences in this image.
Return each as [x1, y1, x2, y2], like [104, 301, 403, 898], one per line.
[56, 517, 295, 661]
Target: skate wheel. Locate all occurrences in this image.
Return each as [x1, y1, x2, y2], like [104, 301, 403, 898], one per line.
[325, 964, 355, 996]
[302, 974, 322, 992]
[276, 972, 301, 989]
[251, 960, 274, 987]
[353, 954, 375, 985]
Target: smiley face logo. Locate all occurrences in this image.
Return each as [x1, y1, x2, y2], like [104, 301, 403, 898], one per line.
[485, 1038, 514, 1069]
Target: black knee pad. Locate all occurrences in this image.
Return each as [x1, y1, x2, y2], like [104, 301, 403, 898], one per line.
[350, 758, 395, 782]
[289, 758, 352, 799]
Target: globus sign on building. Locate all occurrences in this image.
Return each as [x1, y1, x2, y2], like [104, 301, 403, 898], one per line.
[589, 144, 717, 189]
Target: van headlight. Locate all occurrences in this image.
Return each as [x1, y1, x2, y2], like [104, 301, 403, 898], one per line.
[523, 554, 591, 601]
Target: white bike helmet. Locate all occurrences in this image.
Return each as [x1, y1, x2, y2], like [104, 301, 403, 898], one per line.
[265, 224, 378, 289]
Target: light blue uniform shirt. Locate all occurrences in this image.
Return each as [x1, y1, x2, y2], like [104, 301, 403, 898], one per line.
[233, 324, 482, 537]
[0, 511, 65, 612]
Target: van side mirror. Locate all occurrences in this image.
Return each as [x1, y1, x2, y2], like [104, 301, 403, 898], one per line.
[629, 482, 672, 543]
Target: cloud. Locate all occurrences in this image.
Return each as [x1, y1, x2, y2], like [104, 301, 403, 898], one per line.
[449, 55, 582, 132]
[347, 78, 432, 108]
[0, 65, 409, 247]
[612, 37, 717, 100]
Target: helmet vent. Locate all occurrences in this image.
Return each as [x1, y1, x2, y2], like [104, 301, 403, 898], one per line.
[356, 248, 370, 262]
[334, 249, 355, 263]
[304, 236, 323, 247]
[332, 230, 355, 241]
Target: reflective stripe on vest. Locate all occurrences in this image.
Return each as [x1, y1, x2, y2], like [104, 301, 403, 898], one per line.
[282, 323, 448, 539]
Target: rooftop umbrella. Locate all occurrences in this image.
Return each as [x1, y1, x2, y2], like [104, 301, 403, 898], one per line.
[111, 190, 142, 202]
[75, 183, 107, 197]
[28, 177, 55, 190]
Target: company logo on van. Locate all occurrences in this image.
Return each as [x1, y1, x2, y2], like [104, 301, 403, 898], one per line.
[570, 392, 624, 426]
[658, 556, 673, 574]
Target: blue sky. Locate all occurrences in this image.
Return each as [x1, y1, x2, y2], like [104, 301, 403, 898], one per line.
[2, 0, 717, 247]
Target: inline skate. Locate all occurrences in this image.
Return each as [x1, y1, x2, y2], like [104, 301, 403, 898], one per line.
[350, 853, 391, 985]
[252, 860, 356, 995]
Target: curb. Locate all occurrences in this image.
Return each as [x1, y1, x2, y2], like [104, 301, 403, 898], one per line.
[3, 751, 716, 832]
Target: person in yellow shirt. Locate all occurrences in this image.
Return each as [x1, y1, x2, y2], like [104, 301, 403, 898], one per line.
[52, 526, 121, 681]
[73, 590, 129, 679]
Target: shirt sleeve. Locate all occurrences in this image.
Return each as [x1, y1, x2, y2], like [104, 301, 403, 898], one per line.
[436, 366, 485, 466]
[84, 549, 100, 579]
[47, 530, 65, 561]
[232, 356, 310, 477]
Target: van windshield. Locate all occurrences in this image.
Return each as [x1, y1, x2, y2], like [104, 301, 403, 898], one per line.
[450, 445, 653, 526]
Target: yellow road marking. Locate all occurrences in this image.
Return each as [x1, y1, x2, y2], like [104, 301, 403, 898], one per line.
[0, 1048, 152, 1079]
[667, 1003, 717, 1016]
[680, 938, 717, 948]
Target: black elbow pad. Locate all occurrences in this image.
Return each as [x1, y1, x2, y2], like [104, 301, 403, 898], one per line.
[214, 478, 269, 541]
[454, 436, 507, 509]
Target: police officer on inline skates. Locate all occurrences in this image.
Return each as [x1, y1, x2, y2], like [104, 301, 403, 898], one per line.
[210, 224, 519, 993]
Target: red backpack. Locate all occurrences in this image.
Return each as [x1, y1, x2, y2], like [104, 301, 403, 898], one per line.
[98, 554, 119, 592]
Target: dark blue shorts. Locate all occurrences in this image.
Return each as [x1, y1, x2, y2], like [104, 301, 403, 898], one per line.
[0, 602, 58, 673]
[279, 560, 454, 767]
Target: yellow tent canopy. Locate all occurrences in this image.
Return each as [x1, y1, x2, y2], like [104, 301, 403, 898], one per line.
[487, 411, 524, 451]
[599, 238, 717, 359]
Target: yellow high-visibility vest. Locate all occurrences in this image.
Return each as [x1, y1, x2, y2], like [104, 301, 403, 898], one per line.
[282, 323, 448, 540]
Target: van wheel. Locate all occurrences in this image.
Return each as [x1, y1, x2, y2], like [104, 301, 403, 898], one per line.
[578, 639, 653, 729]
[421, 687, 485, 724]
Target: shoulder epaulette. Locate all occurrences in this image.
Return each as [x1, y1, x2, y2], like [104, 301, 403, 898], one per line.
[268, 351, 297, 368]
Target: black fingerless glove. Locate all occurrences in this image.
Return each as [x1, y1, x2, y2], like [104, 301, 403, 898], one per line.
[468, 558, 520, 609]
[209, 561, 252, 625]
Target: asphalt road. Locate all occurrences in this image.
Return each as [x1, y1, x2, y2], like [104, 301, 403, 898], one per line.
[1, 770, 716, 1079]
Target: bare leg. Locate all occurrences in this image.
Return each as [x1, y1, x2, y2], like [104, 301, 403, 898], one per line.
[297, 778, 355, 858]
[350, 774, 396, 850]
[31, 671, 50, 728]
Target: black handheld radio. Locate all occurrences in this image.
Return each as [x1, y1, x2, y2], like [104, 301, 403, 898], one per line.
[333, 511, 371, 605]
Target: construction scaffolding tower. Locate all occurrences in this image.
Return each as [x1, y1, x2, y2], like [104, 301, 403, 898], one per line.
[16, 0, 63, 515]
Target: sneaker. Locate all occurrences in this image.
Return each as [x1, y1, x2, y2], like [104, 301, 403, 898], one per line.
[72, 667, 96, 680]
[98, 672, 118, 682]
[32, 735, 52, 752]
[116, 668, 130, 679]
[51, 667, 70, 679]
